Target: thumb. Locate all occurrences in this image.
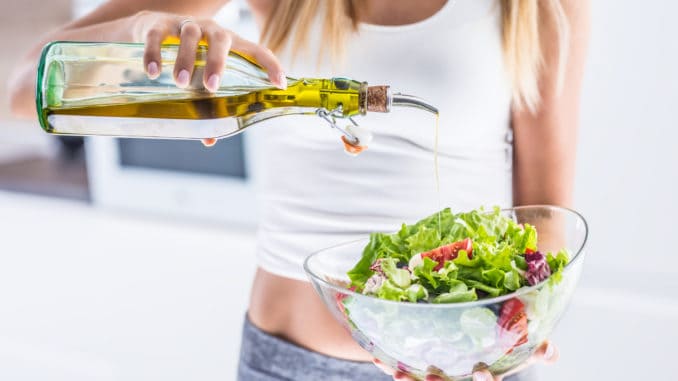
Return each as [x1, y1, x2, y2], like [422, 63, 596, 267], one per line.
[534, 340, 559, 364]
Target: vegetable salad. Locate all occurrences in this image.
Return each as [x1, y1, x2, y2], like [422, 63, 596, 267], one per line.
[347, 207, 569, 303]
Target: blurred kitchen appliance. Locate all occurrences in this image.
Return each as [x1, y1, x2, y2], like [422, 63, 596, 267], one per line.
[77, 0, 261, 225]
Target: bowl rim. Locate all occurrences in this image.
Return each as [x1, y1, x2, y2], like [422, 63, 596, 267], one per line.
[303, 204, 588, 309]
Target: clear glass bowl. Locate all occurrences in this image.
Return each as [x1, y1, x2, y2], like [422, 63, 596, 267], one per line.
[304, 205, 588, 380]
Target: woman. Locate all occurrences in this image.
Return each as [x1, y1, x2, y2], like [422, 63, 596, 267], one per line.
[9, 0, 590, 380]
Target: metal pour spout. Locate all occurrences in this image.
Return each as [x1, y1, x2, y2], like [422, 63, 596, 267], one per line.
[391, 93, 439, 115]
[319, 86, 439, 147]
[365, 86, 439, 115]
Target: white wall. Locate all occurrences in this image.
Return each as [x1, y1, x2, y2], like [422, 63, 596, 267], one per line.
[574, 0, 678, 278]
[536, 1, 678, 379]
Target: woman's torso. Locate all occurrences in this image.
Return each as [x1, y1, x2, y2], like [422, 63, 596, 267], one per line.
[244, 0, 513, 360]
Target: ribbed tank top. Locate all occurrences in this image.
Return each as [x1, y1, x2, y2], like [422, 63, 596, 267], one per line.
[254, 0, 513, 280]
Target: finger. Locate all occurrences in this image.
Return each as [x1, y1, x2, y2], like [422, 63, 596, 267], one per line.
[372, 359, 393, 375]
[174, 20, 203, 88]
[201, 138, 217, 147]
[392, 371, 415, 381]
[231, 35, 286, 89]
[472, 369, 495, 381]
[424, 375, 445, 381]
[143, 21, 171, 79]
[372, 359, 416, 380]
[202, 25, 233, 92]
[534, 340, 559, 365]
[496, 341, 560, 380]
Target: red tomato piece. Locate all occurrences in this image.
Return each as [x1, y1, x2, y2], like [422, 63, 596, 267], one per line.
[421, 238, 473, 271]
[498, 298, 529, 351]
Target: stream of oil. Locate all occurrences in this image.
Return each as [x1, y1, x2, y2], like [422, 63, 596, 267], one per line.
[434, 114, 442, 237]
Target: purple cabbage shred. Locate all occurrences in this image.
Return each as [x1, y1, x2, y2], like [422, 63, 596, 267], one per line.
[369, 258, 384, 274]
[525, 251, 551, 286]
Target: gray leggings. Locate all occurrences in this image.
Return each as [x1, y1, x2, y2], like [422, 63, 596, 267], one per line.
[237, 317, 534, 381]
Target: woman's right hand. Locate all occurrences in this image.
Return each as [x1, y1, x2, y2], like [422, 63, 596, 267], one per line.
[131, 11, 287, 146]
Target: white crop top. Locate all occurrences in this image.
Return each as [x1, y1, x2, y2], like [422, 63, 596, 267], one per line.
[252, 0, 513, 281]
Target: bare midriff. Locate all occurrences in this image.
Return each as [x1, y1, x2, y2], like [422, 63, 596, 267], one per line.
[247, 268, 372, 361]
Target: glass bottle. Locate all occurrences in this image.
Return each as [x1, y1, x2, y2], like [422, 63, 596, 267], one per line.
[36, 42, 437, 145]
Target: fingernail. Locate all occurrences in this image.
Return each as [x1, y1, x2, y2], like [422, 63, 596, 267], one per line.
[473, 371, 492, 381]
[147, 62, 159, 78]
[544, 343, 555, 360]
[276, 73, 287, 89]
[206, 74, 220, 92]
[176, 69, 190, 88]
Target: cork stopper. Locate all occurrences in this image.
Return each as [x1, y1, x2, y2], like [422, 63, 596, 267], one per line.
[366, 85, 391, 113]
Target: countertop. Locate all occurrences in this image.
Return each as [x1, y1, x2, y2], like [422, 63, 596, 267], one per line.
[0, 190, 257, 380]
[0, 191, 676, 380]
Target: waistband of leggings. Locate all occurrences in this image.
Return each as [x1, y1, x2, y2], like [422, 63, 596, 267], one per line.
[239, 315, 379, 380]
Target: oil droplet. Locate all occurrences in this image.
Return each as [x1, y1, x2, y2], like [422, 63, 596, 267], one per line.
[341, 136, 367, 156]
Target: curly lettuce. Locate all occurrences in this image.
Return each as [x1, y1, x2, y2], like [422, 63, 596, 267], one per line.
[347, 207, 569, 303]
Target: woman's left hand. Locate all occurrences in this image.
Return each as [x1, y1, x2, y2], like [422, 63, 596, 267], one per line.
[373, 341, 559, 381]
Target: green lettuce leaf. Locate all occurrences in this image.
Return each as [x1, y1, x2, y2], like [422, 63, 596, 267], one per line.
[503, 270, 523, 291]
[405, 227, 441, 256]
[481, 268, 505, 288]
[376, 279, 407, 301]
[432, 283, 478, 303]
[546, 249, 570, 284]
[347, 233, 383, 289]
[381, 258, 411, 289]
[465, 280, 503, 297]
[413, 257, 442, 291]
[453, 249, 480, 267]
[405, 284, 428, 302]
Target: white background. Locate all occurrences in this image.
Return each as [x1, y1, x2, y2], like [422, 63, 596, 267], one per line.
[536, 1, 678, 378]
[1, 0, 677, 380]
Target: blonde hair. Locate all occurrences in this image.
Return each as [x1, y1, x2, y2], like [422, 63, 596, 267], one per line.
[260, 0, 569, 113]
